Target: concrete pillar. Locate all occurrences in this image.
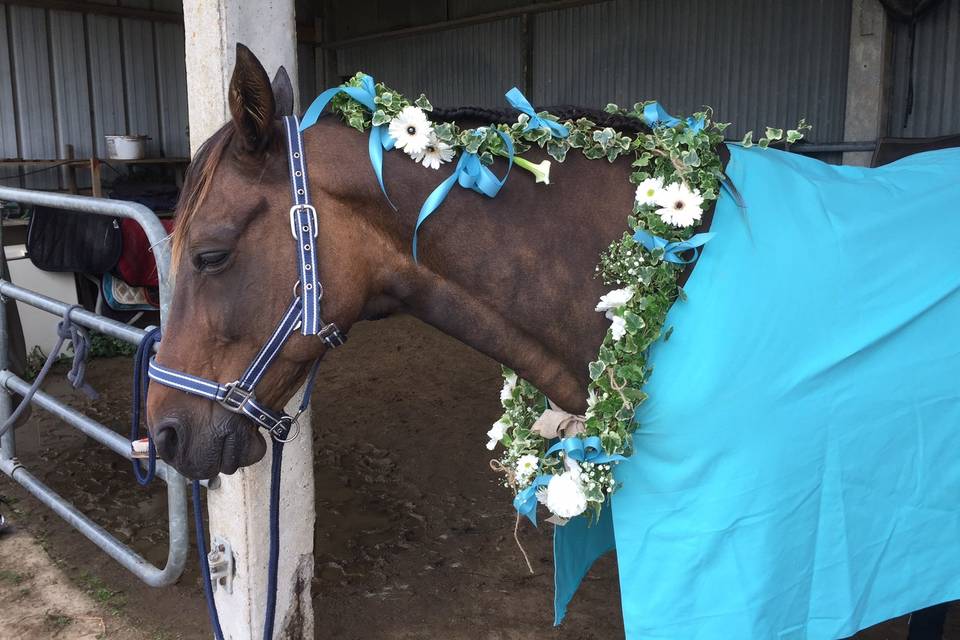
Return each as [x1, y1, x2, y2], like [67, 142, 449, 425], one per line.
[843, 0, 891, 166]
[181, 3, 315, 638]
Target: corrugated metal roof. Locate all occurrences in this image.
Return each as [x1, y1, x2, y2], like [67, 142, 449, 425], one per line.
[532, 0, 852, 142]
[0, 6, 20, 184]
[154, 21, 189, 157]
[888, 0, 960, 137]
[122, 16, 162, 156]
[336, 18, 524, 107]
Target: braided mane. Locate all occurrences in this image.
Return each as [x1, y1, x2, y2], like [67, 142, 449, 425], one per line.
[430, 105, 651, 135]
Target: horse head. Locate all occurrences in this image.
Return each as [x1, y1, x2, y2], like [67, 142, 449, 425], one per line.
[147, 45, 400, 479]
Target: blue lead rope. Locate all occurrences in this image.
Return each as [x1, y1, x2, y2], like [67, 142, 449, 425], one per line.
[131, 327, 162, 486]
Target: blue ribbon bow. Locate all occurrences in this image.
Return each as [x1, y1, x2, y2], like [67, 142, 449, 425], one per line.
[633, 229, 715, 264]
[513, 475, 553, 527]
[412, 129, 514, 261]
[546, 436, 627, 465]
[642, 102, 706, 134]
[504, 87, 569, 138]
[299, 74, 396, 208]
[513, 436, 626, 525]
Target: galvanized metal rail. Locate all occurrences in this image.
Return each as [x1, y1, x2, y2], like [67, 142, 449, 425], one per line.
[0, 186, 192, 587]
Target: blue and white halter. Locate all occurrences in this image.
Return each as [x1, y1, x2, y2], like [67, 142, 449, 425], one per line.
[147, 115, 345, 443]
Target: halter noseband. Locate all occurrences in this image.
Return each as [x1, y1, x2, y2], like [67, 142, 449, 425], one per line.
[148, 115, 345, 443]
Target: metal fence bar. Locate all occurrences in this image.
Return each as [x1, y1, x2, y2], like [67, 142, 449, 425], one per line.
[0, 281, 151, 346]
[0, 187, 192, 587]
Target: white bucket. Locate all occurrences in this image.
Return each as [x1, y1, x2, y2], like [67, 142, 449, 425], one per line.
[105, 135, 148, 160]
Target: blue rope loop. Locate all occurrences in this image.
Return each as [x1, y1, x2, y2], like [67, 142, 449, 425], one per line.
[131, 327, 162, 486]
[192, 481, 225, 640]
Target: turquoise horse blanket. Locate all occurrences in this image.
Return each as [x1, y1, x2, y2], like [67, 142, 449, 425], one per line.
[555, 145, 960, 639]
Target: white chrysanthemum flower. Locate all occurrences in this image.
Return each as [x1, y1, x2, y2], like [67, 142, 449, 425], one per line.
[486, 420, 508, 450]
[606, 311, 627, 341]
[388, 106, 433, 155]
[515, 454, 540, 483]
[595, 287, 634, 312]
[635, 176, 664, 206]
[544, 473, 588, 519]
[412, 134, 455, 169]
[654, 182, 704, 227]
[500, 372, 518, 403]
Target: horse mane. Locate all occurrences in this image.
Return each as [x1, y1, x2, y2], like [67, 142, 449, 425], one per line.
[171, 105, 646, 269]
[430, 105, 651, 134]
[172, 124, 235, 270]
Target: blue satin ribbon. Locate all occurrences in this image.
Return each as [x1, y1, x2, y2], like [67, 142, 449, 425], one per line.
[642, 101, 706, 134]
[633, 229, 715, 264]
[546, 436, 627, 465]
[412, 129, 514, 261]
[513, 475, 553, 527]
[504, 87, 569, 138]
[299, 74, 396, 208]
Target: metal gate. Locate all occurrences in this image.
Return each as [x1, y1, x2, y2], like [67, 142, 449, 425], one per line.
[0, 186, 191, 587]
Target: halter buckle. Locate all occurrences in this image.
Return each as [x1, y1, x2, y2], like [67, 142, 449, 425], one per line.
[318, 322, 346, 348]
[289, 204, 318, 238]
[269, 415, 301, 443]
[219, 381, 255, 412]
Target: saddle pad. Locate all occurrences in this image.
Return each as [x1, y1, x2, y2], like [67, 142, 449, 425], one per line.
[555, 145, 960, 639]
[102, 272, 157, 311]
[27, 206, 121, 273]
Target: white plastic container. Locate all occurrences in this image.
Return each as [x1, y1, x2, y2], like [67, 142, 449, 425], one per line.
[105, 135, 148, 160]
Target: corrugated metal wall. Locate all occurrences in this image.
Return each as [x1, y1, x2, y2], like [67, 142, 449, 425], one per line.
[325, 0, 852, 145]
[888, 0, 960, 137]
[0, 0, 189, 190]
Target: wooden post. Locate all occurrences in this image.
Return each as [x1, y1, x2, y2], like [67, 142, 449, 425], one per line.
[90, 158, 102, 198]
[60, 144, 77, 194]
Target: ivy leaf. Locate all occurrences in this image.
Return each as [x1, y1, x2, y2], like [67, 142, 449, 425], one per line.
[593, 128, 615, 148]
[758, 137, 771, 149]
[615, 402, 635, 421]
[547, 141, 569, 162]
[604, 103, 620, 114]
[681, 149, 701, 167]
[663, 326, 674, 342]
[765, 127, 783, 141]
[371, 110, 391, 127]
[786, 129, 804, 143]
[740, 131, 754, 148]
[623, 310, 645, 332]
[378, 92, 394, 107]
[599, 346, 616, 366]
[588, 361, 606, 381]
[414, 93, 433, 111]
[606, 148, 621, 162]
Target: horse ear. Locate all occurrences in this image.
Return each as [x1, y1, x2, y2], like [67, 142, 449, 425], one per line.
[271, 66, 294, 117]
[229, 43, 276, 151]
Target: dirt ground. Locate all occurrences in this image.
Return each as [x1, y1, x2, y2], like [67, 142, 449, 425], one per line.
[0, 315, 957, 639]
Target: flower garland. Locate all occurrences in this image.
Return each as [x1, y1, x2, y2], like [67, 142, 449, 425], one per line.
[323, 72, 809, 525]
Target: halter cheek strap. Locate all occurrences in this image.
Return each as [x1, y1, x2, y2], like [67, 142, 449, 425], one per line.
[147, 115, 345, 442]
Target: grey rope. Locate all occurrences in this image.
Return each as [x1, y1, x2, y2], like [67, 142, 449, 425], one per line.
[0, 304, 96, 438]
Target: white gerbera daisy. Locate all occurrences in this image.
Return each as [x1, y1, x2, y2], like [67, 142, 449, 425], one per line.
[413, 135, 455, 169]
[595, 287, 634, 312]
[544, 473, 588, 519]
[515, 454, 540, 484]
[485, 420, 508, 450]
[388, 106, 433, 155]
[635, 176, 664, 206]
[606, 311, 628, 341]
[654, 182, 704, 227]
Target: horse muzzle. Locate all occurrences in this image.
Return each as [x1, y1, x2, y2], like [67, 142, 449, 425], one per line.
[151, 411, 267, 480]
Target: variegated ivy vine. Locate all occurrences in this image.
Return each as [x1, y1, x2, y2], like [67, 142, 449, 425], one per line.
[326, 72, 810, 525]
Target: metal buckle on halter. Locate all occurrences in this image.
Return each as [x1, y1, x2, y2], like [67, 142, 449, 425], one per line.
[269, 415, 301, 443]
[289, 204, 318, 238]
[318, 322, 346, 348]
[219, 381, 255, 412]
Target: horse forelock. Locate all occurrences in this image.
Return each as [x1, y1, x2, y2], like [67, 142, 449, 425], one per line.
[171, 125, 236, 271]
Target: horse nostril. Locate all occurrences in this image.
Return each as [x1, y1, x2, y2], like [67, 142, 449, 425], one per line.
[154, 421, 181, 461]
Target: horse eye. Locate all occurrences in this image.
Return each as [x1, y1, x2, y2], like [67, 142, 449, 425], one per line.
[194, 250, 230, 272]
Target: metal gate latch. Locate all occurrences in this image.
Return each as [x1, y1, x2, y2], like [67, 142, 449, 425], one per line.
[207, 536, 234, 594]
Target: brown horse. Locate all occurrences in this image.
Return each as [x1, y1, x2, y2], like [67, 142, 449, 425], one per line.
[146, 45, 715, 479]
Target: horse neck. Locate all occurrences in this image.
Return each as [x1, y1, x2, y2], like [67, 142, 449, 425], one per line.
[310, 121, 637, 412]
